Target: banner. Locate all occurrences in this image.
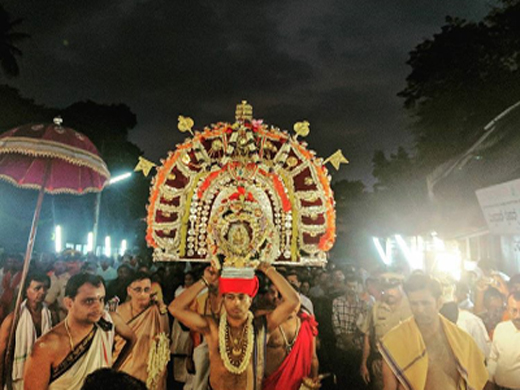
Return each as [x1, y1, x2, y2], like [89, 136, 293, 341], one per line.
[476, 178, 520, 234]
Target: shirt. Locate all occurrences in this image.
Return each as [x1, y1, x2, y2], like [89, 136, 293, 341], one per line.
[300, 293, 314, 315]
[457, 309, 490, 358]
[487, 320, 520, 389]
[332, 294, 367, 350]
[97, 266, 117, 283]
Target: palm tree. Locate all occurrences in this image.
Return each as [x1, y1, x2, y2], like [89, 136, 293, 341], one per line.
[0, 5, 29, 77]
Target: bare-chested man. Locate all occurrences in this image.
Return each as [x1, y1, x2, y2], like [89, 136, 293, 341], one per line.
[0, 271, 52, 390]
[114, 271, 169, 389]
[24, 274, 137, 390]
[379, 274, 488, 390]
[169, 264, 299, 390]
[261, 283, 320, 390]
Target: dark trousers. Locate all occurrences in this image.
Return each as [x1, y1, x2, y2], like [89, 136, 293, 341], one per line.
[335, 347, 366, 390]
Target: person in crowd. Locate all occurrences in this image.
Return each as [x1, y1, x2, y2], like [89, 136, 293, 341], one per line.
[81, 261, 99, 276]
[487, 292, 520, 389]
[286, 270, 314, 315]
[332, 273, 368, 390]
[169, 264, 300, 390]
[24, 274, 137, 390]
[262, 282, 319, 390]
[175, 271, 196, 298]
[477, 287, 506, 339]
[440, 301, 491, 359]
[309, 271, 329, 299]
[329, 269, 346, 299]
[0, 271, 52, 389]
[97, 256, 117, 283]
[508, 273, 520, 294]
[360, 273, 412, 390]
[361, 276, 380, 304]
[46, 251, 83, 322]
[106, 264, 134, 303]
[113, 272, 169, 390]
[300, 279, 311, 298]
[379, 274, 488, 390]
[0, 253, 23, 323]
[182, 267, 223, 390]
[455, 281, 474, 311]
[80, 368, 147, 390]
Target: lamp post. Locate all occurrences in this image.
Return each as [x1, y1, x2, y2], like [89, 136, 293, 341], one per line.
[92, 172, 132, 253]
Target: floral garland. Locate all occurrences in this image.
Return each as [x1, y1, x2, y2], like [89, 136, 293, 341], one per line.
[146, 332, 170, 389]
[218, 311, 254, 375]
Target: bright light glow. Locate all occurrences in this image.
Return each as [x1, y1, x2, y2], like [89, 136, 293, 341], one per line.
[433, 236, 445, 251]
[395, 234, 424, 270]
[86, 232, 94, 253]
[373, 237, 391, 265]
[464, 261, 478, 271]
[120, 239, 127, 256]
[109, 172, 132, 184]
[105, 236, 111, 257]
[435, 251, 462, 280]
[55, 225, 62, 253]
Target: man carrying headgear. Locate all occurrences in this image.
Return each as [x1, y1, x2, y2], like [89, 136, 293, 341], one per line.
[169, 263, 299, 390]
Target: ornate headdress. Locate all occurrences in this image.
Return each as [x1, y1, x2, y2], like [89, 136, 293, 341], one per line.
[145, 102, 343, 270]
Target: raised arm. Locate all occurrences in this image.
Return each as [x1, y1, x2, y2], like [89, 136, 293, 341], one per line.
[168, 266, 218, 334]
[111, 311, 137, 370]
[258, 263, 300, 332]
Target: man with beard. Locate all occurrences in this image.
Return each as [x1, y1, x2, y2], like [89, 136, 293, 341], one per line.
[24, 274, 136, 390]
[487, 292, 520, 389]
[169, 264, 299, 390]
[113, 272, 170, 390]
[379, 274, 488, 390]
[261, 283, 319, 390]
[360, 273, 411, 390]
[0, 272, 52, 390]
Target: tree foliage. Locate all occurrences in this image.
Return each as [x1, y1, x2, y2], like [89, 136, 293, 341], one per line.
[0, 5, 29, 78]
[399, 0, 520, 168]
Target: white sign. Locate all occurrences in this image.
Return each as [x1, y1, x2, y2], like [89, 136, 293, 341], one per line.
[476, 178, 520, 234]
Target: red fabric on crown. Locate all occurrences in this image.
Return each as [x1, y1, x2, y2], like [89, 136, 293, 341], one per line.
[219, 276, 259, 298]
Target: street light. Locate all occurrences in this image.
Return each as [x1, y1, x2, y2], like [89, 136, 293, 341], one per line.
[105, 236, 111, 257]
[92, 172, 132, 252]
[55, 225, 62, 253]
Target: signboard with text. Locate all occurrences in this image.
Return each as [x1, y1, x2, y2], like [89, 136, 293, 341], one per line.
[476, 178, 520, 235]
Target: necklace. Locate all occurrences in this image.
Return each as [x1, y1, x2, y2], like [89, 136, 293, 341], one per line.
[218, 311, 254, 375]
[64, 318, 74, 351]
[278, 316, 301, 354]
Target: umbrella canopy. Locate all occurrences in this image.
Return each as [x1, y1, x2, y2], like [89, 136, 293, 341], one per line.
[0, 119, 110, 193]
[0, 117, 110, 390]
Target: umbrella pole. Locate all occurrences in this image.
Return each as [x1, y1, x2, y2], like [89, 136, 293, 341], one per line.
[4, 163, 49, 390]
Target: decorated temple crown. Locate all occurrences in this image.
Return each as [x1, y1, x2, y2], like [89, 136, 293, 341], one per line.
[145, 102, 344, 269]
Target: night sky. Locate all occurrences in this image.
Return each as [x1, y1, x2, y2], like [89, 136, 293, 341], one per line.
[3, 0, 490, 185]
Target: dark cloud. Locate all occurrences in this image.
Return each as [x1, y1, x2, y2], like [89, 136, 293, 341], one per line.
[3, 0, 490, 184]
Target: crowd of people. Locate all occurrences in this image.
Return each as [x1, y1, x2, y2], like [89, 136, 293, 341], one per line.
[0, 249, 519, 389]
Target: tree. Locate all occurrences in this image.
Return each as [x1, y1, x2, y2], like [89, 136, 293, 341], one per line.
[399, 0, 520, 169]
[0, 5, 29, 77]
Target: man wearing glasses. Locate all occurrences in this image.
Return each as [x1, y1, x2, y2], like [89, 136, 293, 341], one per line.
[113, 272, 170, 390]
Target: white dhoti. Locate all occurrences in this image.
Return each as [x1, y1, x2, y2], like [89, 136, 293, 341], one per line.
[49, 312, 114, 390]
[8, 300, 52, 390]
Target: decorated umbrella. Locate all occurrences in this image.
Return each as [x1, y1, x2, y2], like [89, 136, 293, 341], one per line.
[0, 117, 110, 389]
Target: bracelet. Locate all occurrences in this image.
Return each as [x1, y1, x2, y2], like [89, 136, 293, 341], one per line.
[200, 277, 209, 287]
